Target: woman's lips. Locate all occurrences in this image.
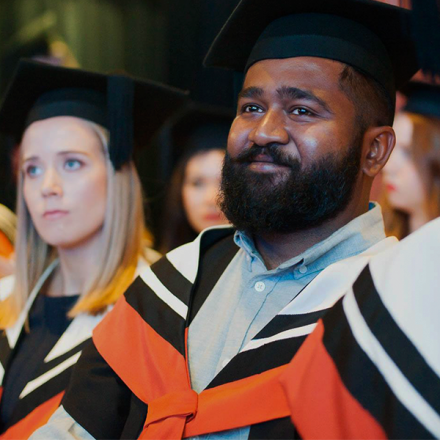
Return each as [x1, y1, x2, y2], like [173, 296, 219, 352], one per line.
[204, 213, 223, 222]
[385, 183, 397, 192]
[43, 210, 69, 220]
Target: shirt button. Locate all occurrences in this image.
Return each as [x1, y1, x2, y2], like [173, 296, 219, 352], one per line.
[299, 265, 308, 274]
[254, 281, 266, 292]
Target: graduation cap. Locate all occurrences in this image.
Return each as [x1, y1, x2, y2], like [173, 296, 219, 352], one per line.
[204, 0, 420, 106]
[0, 59, 188, 169]
[152, 102, 234, 181]
[402, 82, 440, 120]
[168, 102, 234, 152]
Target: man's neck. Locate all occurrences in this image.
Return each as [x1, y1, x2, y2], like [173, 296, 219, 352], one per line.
[254, 203, 369, 270]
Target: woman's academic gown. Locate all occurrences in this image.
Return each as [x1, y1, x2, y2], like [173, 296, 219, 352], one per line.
[0, 258, 149, 439]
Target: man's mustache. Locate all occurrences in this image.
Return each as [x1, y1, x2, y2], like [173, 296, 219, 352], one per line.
[231, 145, 299, 169]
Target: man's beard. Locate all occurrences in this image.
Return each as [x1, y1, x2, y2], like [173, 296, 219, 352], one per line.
[219, 139, 363, 235]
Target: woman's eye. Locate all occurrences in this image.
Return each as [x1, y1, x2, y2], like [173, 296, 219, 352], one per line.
[401, 148, 412, 159]
[25, 165, 42, 177]
[190, 179, 205, 188]
[242, 104, 263, 113]
[291, 107, 313, 116]
[64, 159, 82, 171]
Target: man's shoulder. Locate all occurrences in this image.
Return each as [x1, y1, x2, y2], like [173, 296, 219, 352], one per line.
[124, 226, 238, 302]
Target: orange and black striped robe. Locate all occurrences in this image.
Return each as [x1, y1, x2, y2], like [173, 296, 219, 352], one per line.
[281, 218, 440, 439]
[0, 258, 150, 439]
[0, 268, 105, 439]
[60, 227, 395, 439]
[281, 267, 440, 439]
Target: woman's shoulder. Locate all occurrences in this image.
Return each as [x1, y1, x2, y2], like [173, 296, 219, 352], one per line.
[142, 248, 162, 265]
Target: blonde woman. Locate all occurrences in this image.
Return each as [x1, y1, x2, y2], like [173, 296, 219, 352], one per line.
[0, 60, 186, 438]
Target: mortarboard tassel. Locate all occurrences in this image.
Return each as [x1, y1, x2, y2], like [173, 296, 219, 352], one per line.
[107, 75, 135, 170]
[411, 0, 440, 78]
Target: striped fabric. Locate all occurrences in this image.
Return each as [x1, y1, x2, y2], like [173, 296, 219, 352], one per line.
[0, 313, 101, 439]
[61, 227, 396, 439]
[0, 258, 149, 439]
[0, 263, 104, 439]
[280, 265, 440, 439]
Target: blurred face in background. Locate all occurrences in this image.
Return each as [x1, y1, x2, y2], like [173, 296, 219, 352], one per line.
[383, 113, 427, 214]
[21, 116, 108, 249]
[182, 149, 227, 233]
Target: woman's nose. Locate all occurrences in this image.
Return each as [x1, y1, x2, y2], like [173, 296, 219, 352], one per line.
[205, 183, 220, 206]
[41, 168, 63, 197]
[383, 150, 401, 177]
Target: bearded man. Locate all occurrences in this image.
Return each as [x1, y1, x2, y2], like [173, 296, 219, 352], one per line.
[32, 0, 420, 439]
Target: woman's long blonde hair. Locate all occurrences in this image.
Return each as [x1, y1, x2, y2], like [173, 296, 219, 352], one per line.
[0, 121, 152, 328]
[383, 112, 440, 239]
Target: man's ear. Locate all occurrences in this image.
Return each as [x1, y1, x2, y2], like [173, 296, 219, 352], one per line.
[361, 126, 395, 177]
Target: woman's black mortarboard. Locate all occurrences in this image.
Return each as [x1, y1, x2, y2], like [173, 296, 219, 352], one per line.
[402, 82, 440, 120]
[204, 0, 421, 106]
[168, 102, 234, 152]
[154, 102, 234, 179]
[0, 60, 189, 170]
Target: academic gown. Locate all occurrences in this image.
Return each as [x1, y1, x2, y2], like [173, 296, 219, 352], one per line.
[280, 217, 440, 439]
[0, 232, 13, 259]
[58, 227, 396, 439]
[0, 258, 149, 439]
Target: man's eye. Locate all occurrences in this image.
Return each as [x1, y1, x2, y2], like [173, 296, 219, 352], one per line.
[64, 159, 82, 171]
[25, 165, 42, 177]
[243, 104, 263, 113]
[291, 107, 313, 116]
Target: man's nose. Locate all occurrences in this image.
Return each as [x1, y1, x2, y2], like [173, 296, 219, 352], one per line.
[248, 109, 290, 146]
[41, 168, 63, 197]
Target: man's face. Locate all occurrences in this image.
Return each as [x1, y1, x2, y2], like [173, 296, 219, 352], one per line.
[221, 57, 364, 234]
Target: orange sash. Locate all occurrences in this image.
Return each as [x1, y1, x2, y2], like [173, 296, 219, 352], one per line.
[93, 295, 291, 439]
[0, 392, 64, 440]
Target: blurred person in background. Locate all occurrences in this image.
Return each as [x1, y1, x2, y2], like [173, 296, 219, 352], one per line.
[157, 104, 232, 253]
[0, 60, 186, 439]
[382, 83, 440, 239]
[0, 204, 16, 279]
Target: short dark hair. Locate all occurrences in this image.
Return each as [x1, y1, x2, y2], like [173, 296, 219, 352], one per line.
[339, 65, 394, 132]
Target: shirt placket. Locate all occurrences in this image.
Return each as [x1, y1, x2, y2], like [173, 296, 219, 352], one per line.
[214, 270, 278, 374]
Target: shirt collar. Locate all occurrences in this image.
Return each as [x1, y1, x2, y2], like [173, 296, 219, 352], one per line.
[234, 202, 386, 275]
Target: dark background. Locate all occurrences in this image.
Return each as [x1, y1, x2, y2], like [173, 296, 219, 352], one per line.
[0, 0, 240, 227]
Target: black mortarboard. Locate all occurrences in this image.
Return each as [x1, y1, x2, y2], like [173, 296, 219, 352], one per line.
[153, 102, 234, 179]
[0, 60, 188, 169]
[168, 102, 234, 153]
[402, 82, 440, 120]
[204, 0, 419, 105]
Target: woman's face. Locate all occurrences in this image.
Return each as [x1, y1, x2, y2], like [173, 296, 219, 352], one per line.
[182, 149, 228, 233]
[383, 113, 427, 214]
[21, 116, 108, 249]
